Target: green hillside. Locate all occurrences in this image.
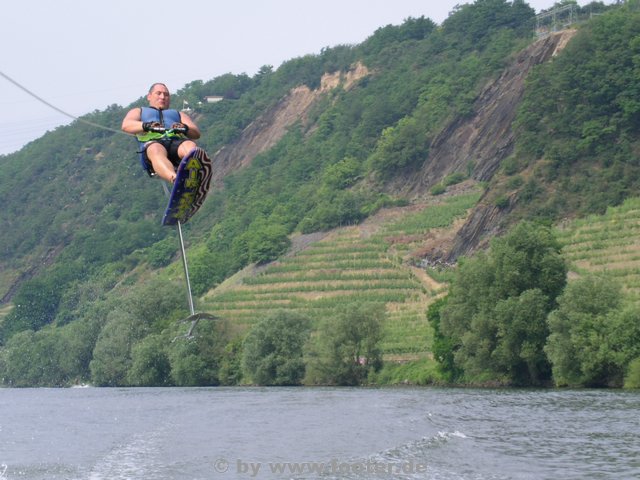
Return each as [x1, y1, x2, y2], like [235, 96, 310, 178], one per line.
[1, 1, 638, 387]
[201, 190, 482, 359]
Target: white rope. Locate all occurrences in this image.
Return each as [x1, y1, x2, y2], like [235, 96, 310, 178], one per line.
[0, 70, 133, 137]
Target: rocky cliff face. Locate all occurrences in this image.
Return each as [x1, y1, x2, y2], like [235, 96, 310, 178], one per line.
[408, 31, 576, 194]
[209, 63, 369, 188]
[412, 31, 576, 260]
[209, 32, 576, 261]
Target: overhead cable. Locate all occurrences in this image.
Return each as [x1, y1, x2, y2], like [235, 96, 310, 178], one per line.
[0, 70, 132, 137]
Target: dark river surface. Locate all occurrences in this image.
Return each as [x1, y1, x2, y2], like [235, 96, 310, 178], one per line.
[0, 387, 638, 479]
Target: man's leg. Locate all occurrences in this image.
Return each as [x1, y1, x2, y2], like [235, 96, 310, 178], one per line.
[146, 143, 177, 182]
[177, 140, 198, 159]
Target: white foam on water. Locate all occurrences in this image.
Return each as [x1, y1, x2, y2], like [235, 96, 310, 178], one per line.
[87, 429, 165, 480]
[437, 430, 468, 440]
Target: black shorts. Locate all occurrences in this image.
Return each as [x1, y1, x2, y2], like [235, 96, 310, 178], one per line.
[143, 137, 188, 168]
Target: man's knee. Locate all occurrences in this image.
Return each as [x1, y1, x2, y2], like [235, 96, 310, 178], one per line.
[178, 140, 197, 158]
[146, 142, 169, 159]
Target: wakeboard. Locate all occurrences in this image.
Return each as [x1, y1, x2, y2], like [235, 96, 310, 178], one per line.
[162, 147, 213, 226]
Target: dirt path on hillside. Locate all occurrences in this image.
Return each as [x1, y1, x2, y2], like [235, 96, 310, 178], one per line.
[409, 266, 444, 293]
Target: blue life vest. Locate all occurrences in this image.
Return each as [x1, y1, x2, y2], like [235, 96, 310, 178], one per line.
[136, 107, 186, 176]
[137, 107, 183, 142]
[141, 107, 181, 128]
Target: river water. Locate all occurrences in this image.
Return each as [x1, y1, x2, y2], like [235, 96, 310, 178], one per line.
[0, 387, 638, 480]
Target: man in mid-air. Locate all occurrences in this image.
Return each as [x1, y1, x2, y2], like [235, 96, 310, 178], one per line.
[122, 83, 201, 183]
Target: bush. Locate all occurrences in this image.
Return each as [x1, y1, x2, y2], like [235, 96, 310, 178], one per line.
[546, 276, 640, 387]
[147, 238, 176, 268]
[242, 311, 311, 385]
[168, 320, 226, 386]
[428, 297, 462, 383]
[305, 302, 384, 386]
[443, 172, 467, 187]
[372, 357, 440, 385]
[494, 195, 510, 209]
[127, 334, 171, 386]
[439, 221, 566, 385]
[430, 184, 446, 196]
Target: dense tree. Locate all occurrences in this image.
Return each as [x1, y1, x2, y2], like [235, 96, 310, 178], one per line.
[1, 278, 62, 342]
[0, 323, 95, 387]
[305, 303, 384, 386]
[127, 334, 172, 386]
[146, 237, 177, 268]
[515, 4, 640, 216]
[218, 337, 244, 386]
[236, 220, 292, 265]
[242, 311, 311, 386]
[360, 16, 436, 57]
[439, 222, 566, 385]
[546, 276, 640, 387]
[89, 279, 185, 386]
[89, 309, 142, 386]
[443, 0, 535, 49]
[428, 297, 462, 383]
[490, 288, 551, 383]
[322, 156, 362, 189]
[168, 320, 226, 386]
[368, 117, 431, 177]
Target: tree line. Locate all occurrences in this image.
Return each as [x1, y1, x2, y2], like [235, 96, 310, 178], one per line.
[429, 221, 640, 388]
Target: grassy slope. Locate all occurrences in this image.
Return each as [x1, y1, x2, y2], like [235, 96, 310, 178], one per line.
[196, 186, 640, 384]
[557, 196, 640, 302]
[200, 185, 483, 362]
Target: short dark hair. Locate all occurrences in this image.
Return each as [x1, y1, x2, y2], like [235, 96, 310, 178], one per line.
[148, 82, 169, 93]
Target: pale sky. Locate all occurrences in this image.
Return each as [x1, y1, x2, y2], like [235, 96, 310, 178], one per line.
[0, 0, 597, 155]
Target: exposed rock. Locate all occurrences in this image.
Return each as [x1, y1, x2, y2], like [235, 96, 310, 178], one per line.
[210, 30, 577, 262]
[445, 190, 518, 261]
[409, 31, 576, 194]
[210, 63, 369, 187]
[1, 245, 64, 303]
[407, 30, 577, 260]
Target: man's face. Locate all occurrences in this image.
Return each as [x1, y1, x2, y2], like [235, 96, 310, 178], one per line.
[147, 84, 171, 110]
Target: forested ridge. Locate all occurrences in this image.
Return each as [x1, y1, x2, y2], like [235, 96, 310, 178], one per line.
[1, 0, 639, 388]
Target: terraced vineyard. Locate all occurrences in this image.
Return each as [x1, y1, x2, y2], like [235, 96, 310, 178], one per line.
[201, 189, 482, 359]
[194, 191, 640, 361]
[557, 196, 640, 301]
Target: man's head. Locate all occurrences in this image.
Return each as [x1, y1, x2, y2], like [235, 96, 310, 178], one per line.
[147, 83, 170, 110]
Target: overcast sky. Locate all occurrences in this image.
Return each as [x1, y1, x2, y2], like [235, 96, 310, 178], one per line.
[0, 0, 599, 155]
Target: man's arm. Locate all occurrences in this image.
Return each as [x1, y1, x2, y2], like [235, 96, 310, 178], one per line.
[179, 112, 201, 140]
[121, 108, 144, 134]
